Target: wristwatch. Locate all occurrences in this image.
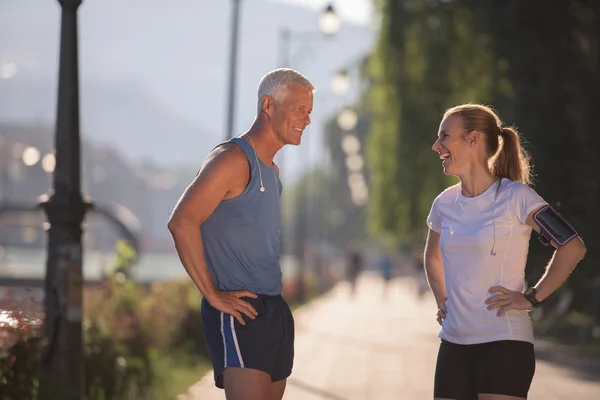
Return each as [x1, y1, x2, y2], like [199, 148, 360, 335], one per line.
[524, 287, 542, 308]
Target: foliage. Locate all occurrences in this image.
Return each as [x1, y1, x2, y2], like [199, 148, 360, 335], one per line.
[0, 277, 209, 400]
[366, 0, 600, 317]
[0, 309, 42, 400]
[366, 0, 505, 244]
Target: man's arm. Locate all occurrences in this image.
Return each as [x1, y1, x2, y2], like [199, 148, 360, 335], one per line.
[167, 144, 258, 325]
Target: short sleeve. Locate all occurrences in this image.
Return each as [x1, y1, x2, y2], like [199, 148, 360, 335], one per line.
[426, 195, 442, 233]
[510, 183, 548, 225]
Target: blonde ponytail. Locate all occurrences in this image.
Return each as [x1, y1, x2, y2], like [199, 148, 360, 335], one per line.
[492, 127, 531, 185]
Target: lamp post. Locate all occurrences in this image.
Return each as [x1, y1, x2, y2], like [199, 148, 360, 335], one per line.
[277, 3, 340, 302]
[224, 0, 242, 141]
[330, 69, 350, 95]
[0, 139, 9, 205]
[334, 64, 369, 208]
[330, 55, 371, 246]
[319, 4, 341, 35]
[330, 54, 371, 97]
[38, 0, 91, 398]
[278, 3, 341, 68]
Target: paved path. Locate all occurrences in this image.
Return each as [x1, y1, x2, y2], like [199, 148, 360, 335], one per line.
[179, 273, 600, 399]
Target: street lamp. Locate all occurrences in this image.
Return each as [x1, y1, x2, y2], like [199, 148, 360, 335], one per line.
[42, 152, 56, 174]
[38, 0, 91, 398]
[22, 146, 41, 167]
[318, 4, 341, 36]
[224, 0, 243, 141]
[278, 3, 341, 67]
[330, 69, 350, 95]
[341, 134, 361, 154]
[343, 138, 369, 207]
[330, 53, 373, 98]
[277, 3, 341, 303]
[337, 107, 358, 131]
[345, 153, 364, 173]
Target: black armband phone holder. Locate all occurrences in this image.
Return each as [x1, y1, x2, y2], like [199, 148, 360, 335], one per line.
[532, 205, 578, 247]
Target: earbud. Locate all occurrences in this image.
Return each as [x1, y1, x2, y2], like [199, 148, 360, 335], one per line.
[260, 186, 265, 193]
[261, 109, 271, 121]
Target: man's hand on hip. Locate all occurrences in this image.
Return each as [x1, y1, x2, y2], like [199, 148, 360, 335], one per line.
[208, 290, 259, 325]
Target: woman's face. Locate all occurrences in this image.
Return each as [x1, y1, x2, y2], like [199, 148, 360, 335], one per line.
[432, 116, 473, 177]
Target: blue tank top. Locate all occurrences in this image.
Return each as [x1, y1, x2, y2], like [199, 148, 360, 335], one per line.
[200, 136, 283, 295]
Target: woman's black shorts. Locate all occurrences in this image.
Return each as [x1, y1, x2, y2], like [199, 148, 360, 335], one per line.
[434, 339, 535, 399]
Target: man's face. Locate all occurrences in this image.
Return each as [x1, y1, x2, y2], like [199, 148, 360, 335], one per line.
[269, 83, 313, 146]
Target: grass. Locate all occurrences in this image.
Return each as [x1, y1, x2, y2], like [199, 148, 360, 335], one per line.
[149, 348, 211, 399]
[535, 311, 600, 358]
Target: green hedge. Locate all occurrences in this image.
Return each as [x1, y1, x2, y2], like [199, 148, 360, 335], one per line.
[0, 277, 208, 400]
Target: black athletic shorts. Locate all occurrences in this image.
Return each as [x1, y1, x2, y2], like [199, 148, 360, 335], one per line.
[201, 294, 294, 389]
[434, 339, 535, 399]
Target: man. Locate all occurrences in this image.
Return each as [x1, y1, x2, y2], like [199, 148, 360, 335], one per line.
[168, 68, 314, 400]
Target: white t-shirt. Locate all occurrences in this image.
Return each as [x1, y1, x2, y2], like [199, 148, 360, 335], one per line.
[426, 178, 548, 345]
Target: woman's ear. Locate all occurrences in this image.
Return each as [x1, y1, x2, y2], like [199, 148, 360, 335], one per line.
[467, 130, 482, 147]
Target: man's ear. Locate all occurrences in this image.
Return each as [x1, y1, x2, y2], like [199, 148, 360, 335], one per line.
[261, 96, 274, 116]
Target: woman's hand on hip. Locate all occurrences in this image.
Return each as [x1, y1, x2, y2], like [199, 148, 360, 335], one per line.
[436, 303, 447, 325]
[486, 286, 531, 317]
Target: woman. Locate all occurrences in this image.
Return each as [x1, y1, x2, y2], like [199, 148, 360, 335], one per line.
[424, 104, 587, 400]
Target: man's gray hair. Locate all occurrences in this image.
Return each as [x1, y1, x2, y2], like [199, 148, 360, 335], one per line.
[256, 68, 315, 114]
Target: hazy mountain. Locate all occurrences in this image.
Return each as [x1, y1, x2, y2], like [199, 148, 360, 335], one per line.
[0, 0, 374, 172]
[0, 77, 215, 165]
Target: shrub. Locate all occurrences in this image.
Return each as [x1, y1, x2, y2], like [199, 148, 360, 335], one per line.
[0, 278, 208, 400]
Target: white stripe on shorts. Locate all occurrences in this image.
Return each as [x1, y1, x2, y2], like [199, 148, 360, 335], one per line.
[230, 315, 245, 368]
[220, 312, 227, 367]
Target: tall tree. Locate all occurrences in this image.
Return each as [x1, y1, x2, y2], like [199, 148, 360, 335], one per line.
[366, 0, 599, 312]
[367, 0, 499, 244]
[481, 0, 600, 307]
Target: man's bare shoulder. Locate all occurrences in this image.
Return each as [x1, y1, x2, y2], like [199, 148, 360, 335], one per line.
[207, 142, 246, 162]
[202, 143, 248, 174]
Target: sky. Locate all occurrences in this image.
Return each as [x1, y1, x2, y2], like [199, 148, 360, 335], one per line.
[0, 0, 376, 183]
[272, 0, 374, 25]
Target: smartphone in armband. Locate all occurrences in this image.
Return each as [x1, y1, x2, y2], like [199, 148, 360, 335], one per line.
[532, 205, 578, 247]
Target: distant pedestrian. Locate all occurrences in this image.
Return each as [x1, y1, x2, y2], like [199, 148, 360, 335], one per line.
[346, 248, 363, 296]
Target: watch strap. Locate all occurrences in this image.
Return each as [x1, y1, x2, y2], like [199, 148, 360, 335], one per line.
[524, 287, 541, 308]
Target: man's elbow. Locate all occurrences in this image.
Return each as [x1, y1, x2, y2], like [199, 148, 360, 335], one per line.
[167, 217, 179, 235]
[167, 216, 193, 235]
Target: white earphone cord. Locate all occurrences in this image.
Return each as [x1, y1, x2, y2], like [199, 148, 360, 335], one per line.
[448, 179, 501, 256]
[490, 179, 501, 256]
[247, 135, 265, 193]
